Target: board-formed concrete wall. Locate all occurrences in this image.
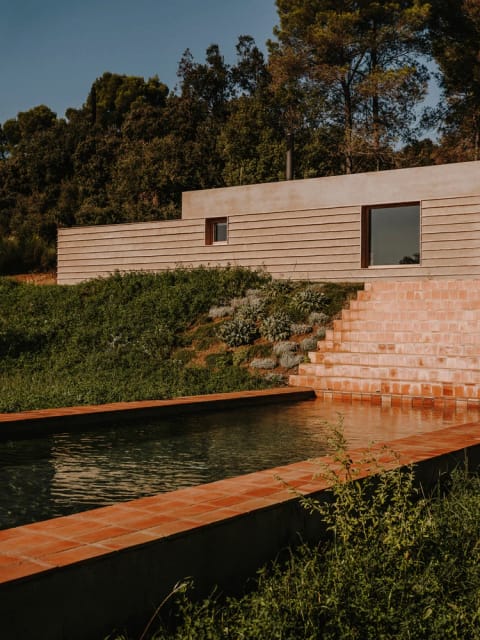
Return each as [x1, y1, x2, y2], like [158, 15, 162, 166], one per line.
[57, 161, 480, 284]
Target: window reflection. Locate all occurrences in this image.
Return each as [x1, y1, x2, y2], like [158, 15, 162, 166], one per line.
[368, 204, 420, 266]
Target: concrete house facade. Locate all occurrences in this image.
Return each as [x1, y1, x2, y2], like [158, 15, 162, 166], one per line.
[57, 161, 480, 285]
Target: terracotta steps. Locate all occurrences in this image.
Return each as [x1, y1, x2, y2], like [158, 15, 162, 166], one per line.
[290, 280, 480, 408]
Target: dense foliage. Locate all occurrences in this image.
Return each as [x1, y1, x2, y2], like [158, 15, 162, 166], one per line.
[1, 1, 479, 272]
[0, 268, 273, 412]
[0, 268, 359, 412]
[115, 442, 480, 640]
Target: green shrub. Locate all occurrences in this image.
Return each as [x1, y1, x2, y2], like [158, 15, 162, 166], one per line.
[279, 352, 303, 368]
[218, 316, 258, 347]
[250, 357, 277, 369]
[273, 341, 297, 356]
[290, 323, 312, 335]
[300, 336, 318, 352]
[204, 351, 234, 368]
[293, 286, 329, 313]
[260, 312, 292, 342]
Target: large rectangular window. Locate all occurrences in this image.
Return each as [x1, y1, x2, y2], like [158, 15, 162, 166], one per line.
[362, 203, 420, 267]
[205, 217, 228, 245]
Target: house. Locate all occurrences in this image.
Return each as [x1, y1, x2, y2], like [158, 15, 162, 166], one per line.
[57, 160, 480, 285]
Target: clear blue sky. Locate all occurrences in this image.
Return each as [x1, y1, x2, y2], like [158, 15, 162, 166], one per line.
[1, 0, 278, 124]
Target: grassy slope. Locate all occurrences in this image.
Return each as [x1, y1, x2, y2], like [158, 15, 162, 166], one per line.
[0, 267, 360, 412]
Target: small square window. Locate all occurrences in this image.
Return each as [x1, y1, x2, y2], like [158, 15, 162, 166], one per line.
[206, 217, 228, 245]
[362, 203, 420, 267]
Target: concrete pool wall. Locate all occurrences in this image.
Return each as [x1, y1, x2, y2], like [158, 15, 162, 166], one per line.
[0, 389, 479, 639]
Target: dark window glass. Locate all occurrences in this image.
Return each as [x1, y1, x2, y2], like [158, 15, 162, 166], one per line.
[214, 220, 227, 243]
[368, 204, 420, 266]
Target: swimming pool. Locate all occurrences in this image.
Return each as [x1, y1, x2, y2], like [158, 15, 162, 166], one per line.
[0, 398, 472, 530]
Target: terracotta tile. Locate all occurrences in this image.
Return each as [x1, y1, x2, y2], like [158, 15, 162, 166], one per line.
[0, 531, 67, 554]
[0, 553, 21, 567]
[113, 513, 178, 531]
[234, 497, 277, 512]
[72, 525, 132, 544]
[205, 495, 245, 509]
[182, 508, 240, 525]
[143, 519, 205, 539]
[0, 559, 53, 583]
[41, 544, 111, 566]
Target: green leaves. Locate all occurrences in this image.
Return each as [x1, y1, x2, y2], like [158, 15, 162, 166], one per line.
[270, 0, 431, 172]
[0, 268, 270, 411]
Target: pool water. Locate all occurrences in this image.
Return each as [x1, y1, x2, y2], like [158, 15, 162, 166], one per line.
[0, 398, 473, 530]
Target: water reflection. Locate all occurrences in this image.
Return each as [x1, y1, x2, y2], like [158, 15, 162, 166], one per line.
[0, 399, 472, 530]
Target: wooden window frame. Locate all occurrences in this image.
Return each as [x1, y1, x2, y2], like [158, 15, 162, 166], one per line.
[205, 217, 228, 245]
[361, 202, 420, 268]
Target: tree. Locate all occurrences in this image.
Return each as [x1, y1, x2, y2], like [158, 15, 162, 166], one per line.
[84, 72, 168, 130]
[269, 0, 431, 174]
[428, 0, 480, 161]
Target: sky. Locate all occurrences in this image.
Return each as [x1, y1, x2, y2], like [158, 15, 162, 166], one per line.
[0, 0, 279, 124]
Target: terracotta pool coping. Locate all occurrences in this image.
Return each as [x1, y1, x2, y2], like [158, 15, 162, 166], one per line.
[0, 386, 315, 439]
[0, 418, 479, 586]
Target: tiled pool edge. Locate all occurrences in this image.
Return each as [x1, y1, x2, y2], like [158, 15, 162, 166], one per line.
[0, 387, 316, 439]
[0, 420, 479, 640]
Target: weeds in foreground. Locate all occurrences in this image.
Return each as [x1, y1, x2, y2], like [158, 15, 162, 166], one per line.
[120, 428, 480, 640]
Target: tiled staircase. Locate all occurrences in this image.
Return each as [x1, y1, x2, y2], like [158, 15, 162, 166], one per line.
[290, 280, 480, 409]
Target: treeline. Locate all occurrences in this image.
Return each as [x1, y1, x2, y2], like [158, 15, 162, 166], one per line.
[1, 0, 479, 273]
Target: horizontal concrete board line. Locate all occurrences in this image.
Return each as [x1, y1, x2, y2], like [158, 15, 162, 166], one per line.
[421, 194, 480, 208]
[369, 266, 480, 276]
[422, 214, 480, 228]
[58, 238, 361, 259]
[421, 239, 480, 250]
[58, 273, 367, 285]
[58, 231, 203, 246]
[422, 257, 480, 267]
[231, 218, 360, 232]
[421, 224, 480, 235]
[57, 266, 427, 279]
[231, 212, 359, 228]
[57, 230, 361, 251]
[229, 231, 360, 243]
[57, 253, 360, 268]
[421, 230, 480, 241]
[422, 218, 480, 230]
[57, 258, 361, 274]
[231, 205, 360, 221]
[58, 246, 360, 264]
[365, 280, 480, 289]
[58, 220, 188, 236]
[421, 203, 480, 216]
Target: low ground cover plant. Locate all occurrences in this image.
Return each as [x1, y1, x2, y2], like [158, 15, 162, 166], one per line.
[0, 269, 360, 412]
[113, 432, 480, 639]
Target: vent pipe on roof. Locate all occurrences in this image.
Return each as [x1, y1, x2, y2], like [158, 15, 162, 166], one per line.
[286, 132, 294, 180]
